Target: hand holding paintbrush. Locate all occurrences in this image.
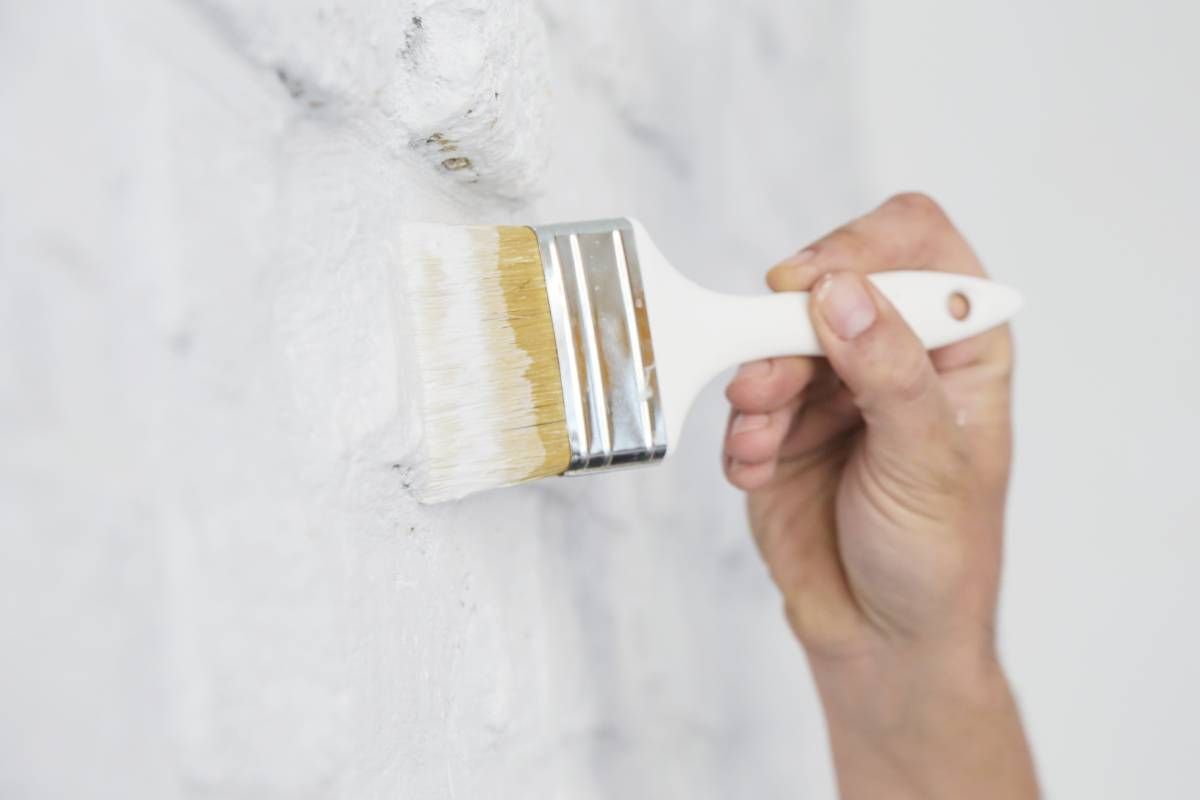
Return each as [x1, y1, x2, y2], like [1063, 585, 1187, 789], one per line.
[724, 193, 1038, 798]
[402, 191, 1037, 795]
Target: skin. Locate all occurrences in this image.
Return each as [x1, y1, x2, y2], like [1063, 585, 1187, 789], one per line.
[723, 193, 1039, 798]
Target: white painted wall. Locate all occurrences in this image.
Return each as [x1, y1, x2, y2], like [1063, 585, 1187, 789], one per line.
[2, 1, 860, 798]
[853, 2, 1200, 797]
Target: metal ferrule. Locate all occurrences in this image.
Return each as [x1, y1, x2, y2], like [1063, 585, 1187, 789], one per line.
[534, 218, 668, 474]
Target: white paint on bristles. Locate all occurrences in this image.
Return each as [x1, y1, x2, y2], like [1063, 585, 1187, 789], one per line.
[402, 223, 544, 502]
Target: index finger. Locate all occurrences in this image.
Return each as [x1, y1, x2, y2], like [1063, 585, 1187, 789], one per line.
[767, 192, 985, 293]
[766, 193, 1009, 371]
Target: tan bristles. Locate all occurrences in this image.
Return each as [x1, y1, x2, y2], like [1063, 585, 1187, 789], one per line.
[402, 223, 570, 502]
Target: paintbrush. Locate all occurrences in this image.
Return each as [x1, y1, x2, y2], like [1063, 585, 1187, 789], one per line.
[402, 218, 1022, 502]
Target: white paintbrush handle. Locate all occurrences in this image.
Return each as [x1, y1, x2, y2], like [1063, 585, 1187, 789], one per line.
[639, 250, 1024, 449]
[709, 270, 1023, 366]
[589, 219, 1025, 457]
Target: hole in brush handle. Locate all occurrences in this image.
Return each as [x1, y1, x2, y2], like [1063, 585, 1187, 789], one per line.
[948, 290, 971, 321]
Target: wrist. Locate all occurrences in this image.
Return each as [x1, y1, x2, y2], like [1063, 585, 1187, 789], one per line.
[810, 636, 1003, 726]
[810, 641, 1037, 799]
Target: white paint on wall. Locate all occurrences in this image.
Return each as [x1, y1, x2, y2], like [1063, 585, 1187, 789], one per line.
[195, 0, 551, 199]
[1, 1, 858, 798]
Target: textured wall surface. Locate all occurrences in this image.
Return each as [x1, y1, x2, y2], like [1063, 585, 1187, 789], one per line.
[1, 1, 859, 798]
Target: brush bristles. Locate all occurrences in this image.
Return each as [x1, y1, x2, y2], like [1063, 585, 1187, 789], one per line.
[402, 223, 570, 502]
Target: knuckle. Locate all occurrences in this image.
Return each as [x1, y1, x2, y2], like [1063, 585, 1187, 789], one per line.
[884, 191, 949, 229]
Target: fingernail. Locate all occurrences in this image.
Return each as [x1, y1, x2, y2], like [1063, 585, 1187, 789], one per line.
[736, 360, 772, 380]
[731, 413, 770, 435]
[816, 272, 877, 340]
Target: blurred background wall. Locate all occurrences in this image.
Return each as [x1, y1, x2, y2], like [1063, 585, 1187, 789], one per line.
[1, 1, 1196, 798]
[852, 2, 1200, 796]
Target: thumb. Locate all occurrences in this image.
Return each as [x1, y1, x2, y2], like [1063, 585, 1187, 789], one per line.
[809, 271, 957, 473]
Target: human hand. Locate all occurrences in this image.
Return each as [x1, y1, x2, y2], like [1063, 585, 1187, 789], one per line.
[723, 194, 1037, 798]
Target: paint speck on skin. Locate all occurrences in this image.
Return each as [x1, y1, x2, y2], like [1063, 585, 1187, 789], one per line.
[956, 408, 969, 427]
